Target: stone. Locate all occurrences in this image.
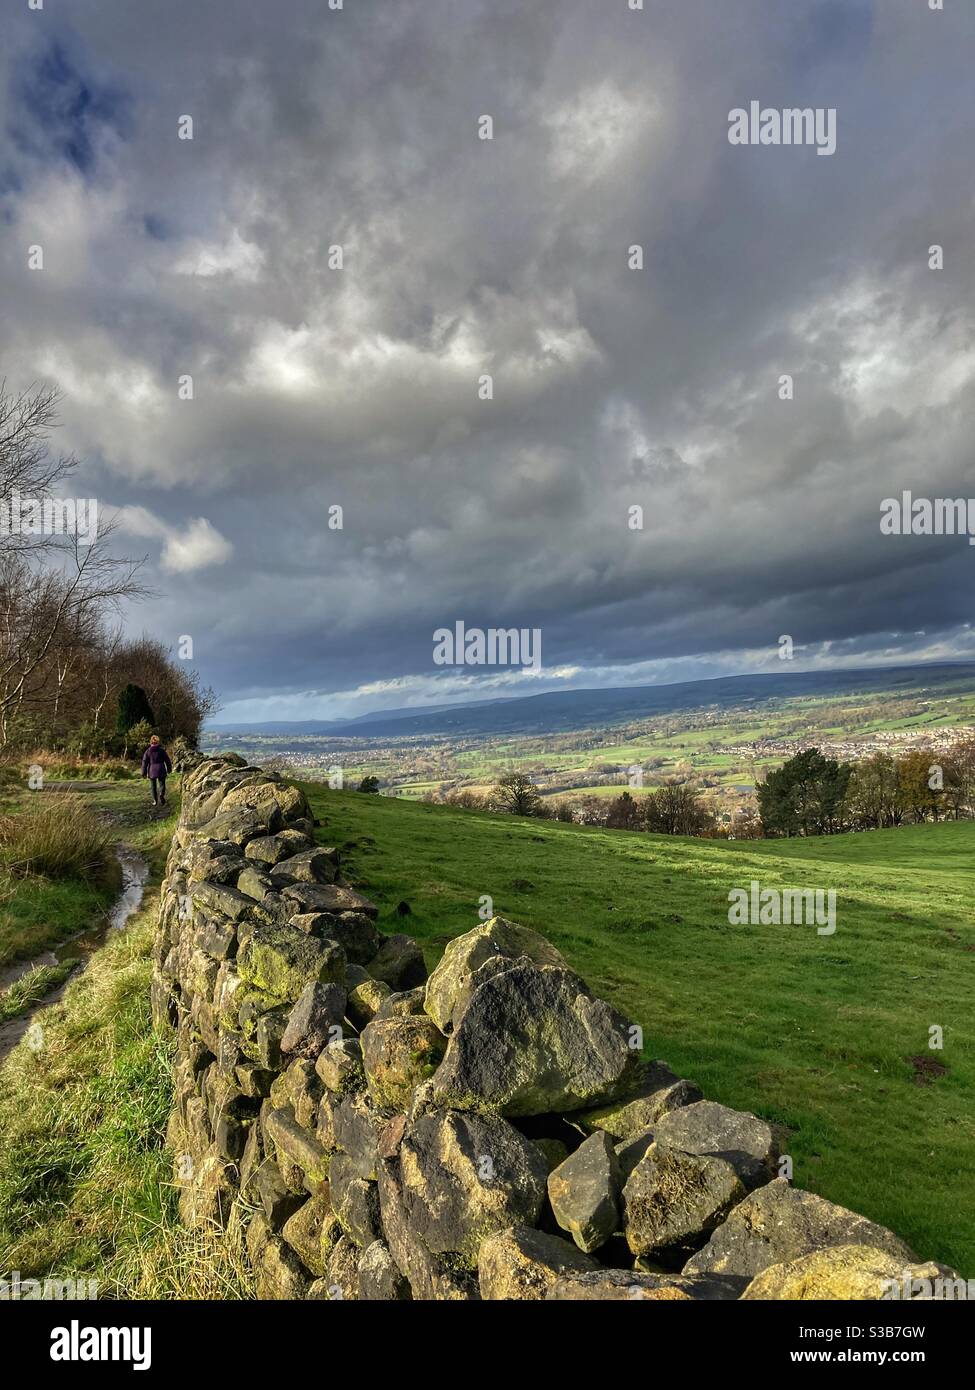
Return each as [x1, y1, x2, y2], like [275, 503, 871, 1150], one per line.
[378, 1114, 407, 1161]
[326, 1235, 361, 1301]
[332, 1092, 383, 1179]
[281, 1195, 332, 1277]
[196, 808, 267, 847]
[265, 1105, 330, 1183]
[394, 1109, 548, 1269]
[237, 922, 346, 1002]
[684, 1179, 915, 1281]
[347, 976, 393, 1028]
[246, 1210, 271, 1267]
[478, 1225, 599, 1300]
[320, 1207, 343, 1267]
[252, 1158, 306, 1225]
[357, 1240, 411, 1301]
[198, 916, 237, 960]
[280, 982, 347, 1060]
[187, 884, 253, 928]
[374, 986, 427, 1020]
[213, 1109, 249, 1162]
[222, 780, 309, 825]
[424, 916, 568, 1032]
[236, 1062, 275, 1099]
[361, 1015, 447, 1111]
[376, 1159, 481, 1302]
[238, 1116, 264, 1192]
[177, 1146, 235, 1229]
[283, 882, 378, 919]
[653, 1100, 776, 1188]
[317, 1093, 338, 1152]
[305, 1279, 338, 1301]
[185, 838, 244, 882]
[236, 866, 275, 902]
[623, 1146, 745, 1262]
[254, 1233, 311, 1300]
[432, 962, 641, 1117]
[269, 1058, 322, 1129]
[615, 1126, 656, 1179]
[245, 830, 315, 866]
[366, 934, 428, 991]
[741, 1244, 961, 1301]
[315, 1037, 366, 1096]
[547, 1130, 622, 1253]
[273, 847, 340, 883]
[577, 1060, 702, 1140]
[289, 910, 382, 965]
[546, 1270, 744, 1301]
[330, 1152, 383, 1248]
[253, 1006, 290, 1069]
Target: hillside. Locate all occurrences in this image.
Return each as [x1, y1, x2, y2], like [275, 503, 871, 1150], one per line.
[209, 662, 975, 741]
[301, 782, 975, 1274]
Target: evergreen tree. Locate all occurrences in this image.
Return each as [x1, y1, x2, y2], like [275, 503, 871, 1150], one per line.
[757, 748, 852, 837]
[116, 682, 155, 733]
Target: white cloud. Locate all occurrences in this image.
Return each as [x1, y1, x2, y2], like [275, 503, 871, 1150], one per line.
[114, 507, 233, 573]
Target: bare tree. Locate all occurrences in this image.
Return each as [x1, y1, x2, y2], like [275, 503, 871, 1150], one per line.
[0, 382, 151, 751]
[0, 383, 78, 557]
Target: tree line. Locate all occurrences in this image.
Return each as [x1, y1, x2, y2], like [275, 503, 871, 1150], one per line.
[757, 741, 975, 836]
[0, 383, 215, 758]
[438, 737, 975, 840]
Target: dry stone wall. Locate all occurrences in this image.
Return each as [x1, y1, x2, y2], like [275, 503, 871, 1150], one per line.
[152, 756, 958, 1301]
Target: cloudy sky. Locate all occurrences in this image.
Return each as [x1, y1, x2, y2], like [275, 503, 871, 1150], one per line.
[2, 0, 974, 722]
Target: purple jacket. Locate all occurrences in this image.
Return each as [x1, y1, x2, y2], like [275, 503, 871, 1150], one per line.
[142, 743, 172, 777]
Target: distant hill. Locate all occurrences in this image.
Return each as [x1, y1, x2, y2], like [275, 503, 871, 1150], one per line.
[209, 697, 509, 736]
[207, 661, 975, 741]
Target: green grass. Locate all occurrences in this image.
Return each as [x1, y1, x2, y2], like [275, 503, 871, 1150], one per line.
[0, 959, 78, 1023]
[0, 778, 250, 1297]
[0, 906, 248, 1297]
[304, 783, 975, 1275]
[0, 873, 119, 969]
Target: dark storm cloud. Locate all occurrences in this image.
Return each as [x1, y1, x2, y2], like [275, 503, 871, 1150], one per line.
[1, 0, 973, 719]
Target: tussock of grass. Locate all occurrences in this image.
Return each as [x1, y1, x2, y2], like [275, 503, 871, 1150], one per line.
[0, 898, 250, 1299]
[0, 795, 116, 882]
[0, 959, 78, 1022]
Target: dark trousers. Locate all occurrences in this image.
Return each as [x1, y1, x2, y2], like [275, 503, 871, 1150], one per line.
[151, 775, 167, 804]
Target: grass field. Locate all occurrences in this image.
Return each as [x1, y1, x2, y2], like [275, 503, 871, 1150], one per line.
[304, 783, 975, 1274]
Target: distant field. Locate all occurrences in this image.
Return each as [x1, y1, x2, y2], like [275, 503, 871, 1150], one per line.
[210, 667, 975, 813]
[304, 783, 975, 1274]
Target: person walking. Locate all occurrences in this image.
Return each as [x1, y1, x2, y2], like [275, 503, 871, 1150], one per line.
[141, 734, 173, 807]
